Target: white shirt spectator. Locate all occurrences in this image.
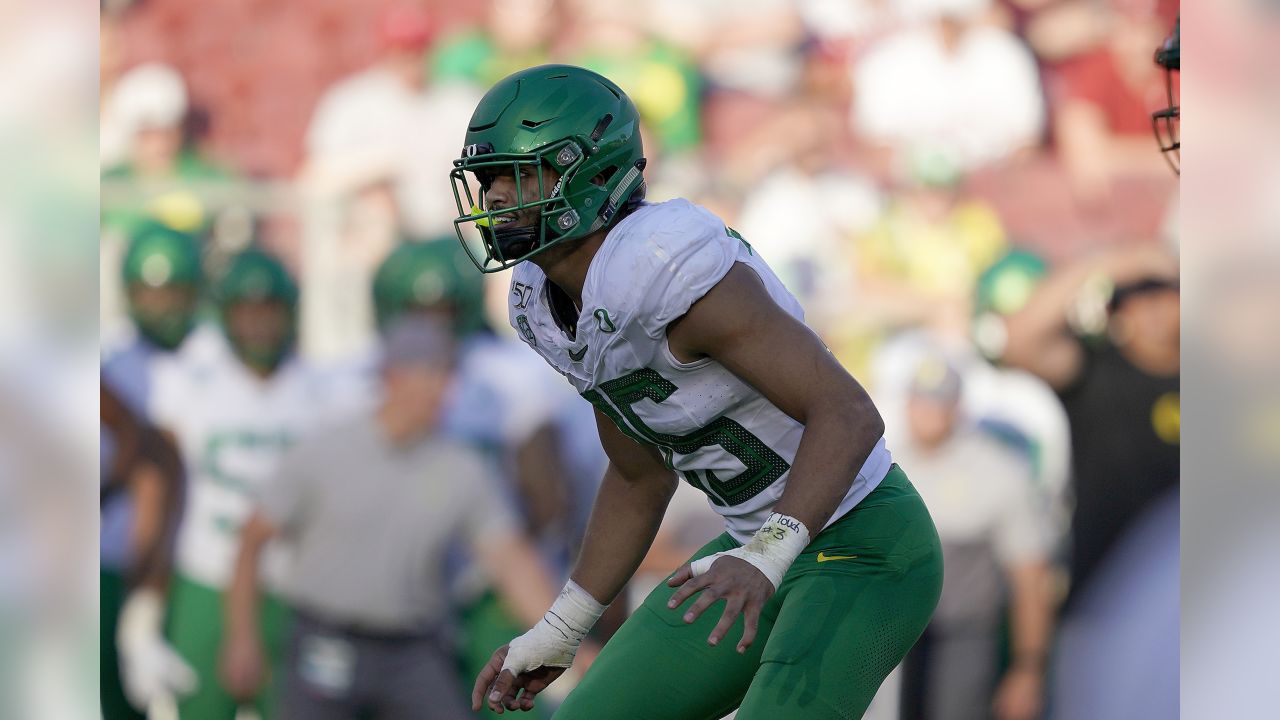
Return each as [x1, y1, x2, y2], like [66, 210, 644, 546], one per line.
[853, 21, 1045, 171]
[100, 63, 188, 169]
[737, 166, 880, 331]
[304, 68, 480, 237]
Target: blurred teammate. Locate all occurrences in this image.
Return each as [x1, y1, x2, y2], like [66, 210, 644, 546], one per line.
[452, 65, 942, 719]
[101, 223, 204, 718]
[222, 317, 558, 719]
[149, 249, 349, 719]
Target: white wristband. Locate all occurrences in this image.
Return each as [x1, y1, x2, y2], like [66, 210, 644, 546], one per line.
[501, 580, 606, 674]
[689, 512, 810, 590]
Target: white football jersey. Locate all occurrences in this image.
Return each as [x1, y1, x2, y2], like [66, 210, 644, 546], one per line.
[509, 199, 892, 542]
[150, 333, 352, 590]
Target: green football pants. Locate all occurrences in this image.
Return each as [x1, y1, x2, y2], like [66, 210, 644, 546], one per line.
[164, 574, 290, 720]
[555, 465, 943, 720]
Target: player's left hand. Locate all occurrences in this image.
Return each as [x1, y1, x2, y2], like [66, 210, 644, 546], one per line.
[992, 665, 1044, 720]
[473, 644, 568, 714]
[666, 555, 774, 654]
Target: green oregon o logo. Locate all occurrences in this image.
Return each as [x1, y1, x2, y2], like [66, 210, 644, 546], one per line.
[594, 308, 617, 333]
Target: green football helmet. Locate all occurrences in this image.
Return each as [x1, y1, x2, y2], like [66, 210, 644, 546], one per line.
[215, 248, 298, 372]
[1153, 16, 1179, 174]
[122, 222, 203, 350]
[450, 64, 647, 272]
[972, 249, 1049, 362]
[372, 238, 488, 335]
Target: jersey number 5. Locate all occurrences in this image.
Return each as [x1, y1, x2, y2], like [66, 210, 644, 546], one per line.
[583, 368, 788, 506]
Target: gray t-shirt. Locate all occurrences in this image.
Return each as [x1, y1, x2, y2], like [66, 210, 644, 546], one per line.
[896, 424, 1050, 629]
[259, 413, 518, 632]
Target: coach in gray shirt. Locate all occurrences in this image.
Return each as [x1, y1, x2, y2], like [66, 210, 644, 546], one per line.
[220, 317, 558, 720]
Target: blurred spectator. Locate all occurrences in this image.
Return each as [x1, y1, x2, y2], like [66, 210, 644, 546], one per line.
[562, 0, 703, 158]
[101, 63, 229, 239]
[1016, 0, 1114, 64]
[852, 0, 1045, 175]
[852, 168, 1007, 349]
[871, 337, 1072, 546]
[796, 0, 911, 53]
[299, 3, 480, 238]
[734, 99, 880, 339]
[649, 0, 804, 99]
[1004, 244, 1178, 719]
[147, 249, 355, 719]
[1051, 2, 1174, 201]
[100, 11, 130, 168]
[1002, 245, 1178, 601]
[893, 357, 1054, 720]
[222, 317, 559, 719]
[298, 4, 481, 360]
[431, 0, 557, 89]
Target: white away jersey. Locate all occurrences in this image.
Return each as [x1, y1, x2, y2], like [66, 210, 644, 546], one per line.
[509, 199, 892, 542]
[150, 334, 354, 590]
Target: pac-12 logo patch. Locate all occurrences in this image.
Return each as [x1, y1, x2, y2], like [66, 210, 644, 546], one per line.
[516, 315, 536, 346]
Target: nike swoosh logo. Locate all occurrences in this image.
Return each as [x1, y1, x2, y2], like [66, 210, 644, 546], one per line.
[568, 345, 588, 362]
[816, 552, 858, 563]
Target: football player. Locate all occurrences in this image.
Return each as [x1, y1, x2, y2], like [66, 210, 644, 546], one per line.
[102, 223, 203, 719]
[149, 248, 349, 719]
[452, 65, 943, 719]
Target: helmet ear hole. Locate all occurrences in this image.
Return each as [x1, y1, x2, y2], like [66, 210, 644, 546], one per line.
[590, 166, 618, 187]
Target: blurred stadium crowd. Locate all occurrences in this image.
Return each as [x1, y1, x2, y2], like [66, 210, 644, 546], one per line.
[99, 0, 1180, 718]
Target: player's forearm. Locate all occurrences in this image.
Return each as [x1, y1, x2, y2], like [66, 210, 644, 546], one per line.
[1008, 561, 1054, 673]
[128, 462, 172, 591]
[570, 462, 677, 605]
[771, 389, 884, 534]
[1007, 246, 1174, 356]
[225, 513, 273, 637]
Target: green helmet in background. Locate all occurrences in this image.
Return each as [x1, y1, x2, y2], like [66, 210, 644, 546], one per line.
[216, 248, 298, 373]
[450, 64, 647, 272]
[372, 238, 488, 336]
[972, 249, 1048, 362]
[122, 222, 203, 350]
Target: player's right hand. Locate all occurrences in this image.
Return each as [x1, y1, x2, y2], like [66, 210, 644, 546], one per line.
[473, 643, 569, 714]
[117, 589, 198, 710]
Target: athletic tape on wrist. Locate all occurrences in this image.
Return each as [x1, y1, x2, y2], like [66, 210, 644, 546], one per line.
[689, 512, 810, 589]
[500, 580, 607, 674]
[544, 579, 606, 641]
